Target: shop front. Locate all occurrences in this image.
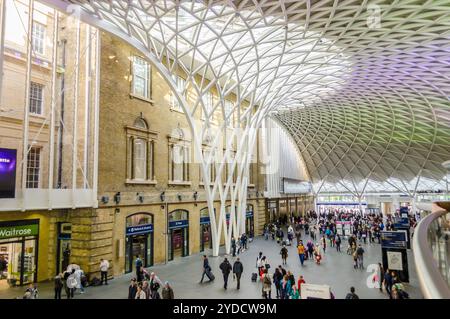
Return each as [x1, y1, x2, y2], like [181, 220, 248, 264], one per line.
[168, 210, 189, 261]
[267, 200, 278, 223]
[199, 208, 212, 252]
[125, 213, 154, 273]
[0, 219, 39, 290]
[56, 222, 71, 274]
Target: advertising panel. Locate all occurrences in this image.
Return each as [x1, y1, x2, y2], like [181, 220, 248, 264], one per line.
[0, 148, 17, 198]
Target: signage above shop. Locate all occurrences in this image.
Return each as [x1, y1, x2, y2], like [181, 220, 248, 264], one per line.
[246, 211, 254, 218]
[126, 224, 154, 236]
[200, 217, 210, 225]
[168, 220, 188, 229]
[0, 148, 17, 198]
[0, 223, 39, 239]
[282, 178, 312, 194]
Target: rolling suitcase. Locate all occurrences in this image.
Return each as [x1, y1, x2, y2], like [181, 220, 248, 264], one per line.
[206, 269, 215, 281]
[251, 273, 258, 282]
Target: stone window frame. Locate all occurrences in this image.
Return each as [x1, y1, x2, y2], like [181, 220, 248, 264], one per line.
[168, 128, 191, 186]
[125, 117, 158, 185]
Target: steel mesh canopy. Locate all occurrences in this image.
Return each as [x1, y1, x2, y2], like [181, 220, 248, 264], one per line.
[46, 0, 450, 196]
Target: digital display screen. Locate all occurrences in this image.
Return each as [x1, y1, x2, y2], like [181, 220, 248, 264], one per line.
[0, 148, 17, 198]
[283, 178, 312, 194]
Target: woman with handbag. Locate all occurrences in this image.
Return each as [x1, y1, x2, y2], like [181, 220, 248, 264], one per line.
[262, 270, 272, 299]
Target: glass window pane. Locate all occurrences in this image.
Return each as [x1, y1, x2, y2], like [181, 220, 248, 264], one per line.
[133, 139, 146, 180]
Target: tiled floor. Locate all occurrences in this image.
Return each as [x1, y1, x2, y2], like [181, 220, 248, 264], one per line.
[0, 230, 423, 299]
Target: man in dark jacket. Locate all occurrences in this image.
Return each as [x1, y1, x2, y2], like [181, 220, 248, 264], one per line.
[128, 278, 137, 299]
[200, 255, 212, 283]
[232, 258, 244, 289]
[219, 258, 232, 289]
[345, 286, 359, 299]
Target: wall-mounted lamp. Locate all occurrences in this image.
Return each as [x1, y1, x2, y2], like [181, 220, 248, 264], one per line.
[115, 208, 120, 214]
[137, 193, 144, 203]
[101, 196, 109, 204]
[177, 193, 183, 201]
[160, 191, 165, 202]
[113, 192, 121, 205]
[193, 191, 198, 201]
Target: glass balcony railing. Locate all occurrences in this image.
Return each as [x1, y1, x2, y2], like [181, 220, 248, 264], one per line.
[413, 202, 450, 298]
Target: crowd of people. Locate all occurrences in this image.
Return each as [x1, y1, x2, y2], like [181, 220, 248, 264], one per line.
[18, 208, 414, 299]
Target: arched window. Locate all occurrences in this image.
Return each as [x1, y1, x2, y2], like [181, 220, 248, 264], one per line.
[126, 213, 153, 227]
[126, 116, 157, 184]
[133, 117, 148, 129]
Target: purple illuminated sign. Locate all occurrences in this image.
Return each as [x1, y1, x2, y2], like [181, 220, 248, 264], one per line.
[0, 148, 17, 198]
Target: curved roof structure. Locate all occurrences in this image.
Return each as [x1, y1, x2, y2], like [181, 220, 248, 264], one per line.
[46, 0, 450, 195]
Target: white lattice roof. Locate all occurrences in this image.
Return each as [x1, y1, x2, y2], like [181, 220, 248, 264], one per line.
[46, 0, 450, 194]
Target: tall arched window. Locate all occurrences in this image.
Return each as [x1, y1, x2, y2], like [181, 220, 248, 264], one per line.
[126, 116, 158, 184]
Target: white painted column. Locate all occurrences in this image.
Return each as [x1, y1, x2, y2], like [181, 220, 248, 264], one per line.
[21, 0, 34, 211]
[71, 19, 81, 208]
[48, 10, 59, 208]
[92, 29, 100, 207]
[0, 0, 7, 104]
[83, 25, 91, 189]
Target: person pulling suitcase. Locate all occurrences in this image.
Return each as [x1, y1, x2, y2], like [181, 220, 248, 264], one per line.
[199, 255, 214, 283]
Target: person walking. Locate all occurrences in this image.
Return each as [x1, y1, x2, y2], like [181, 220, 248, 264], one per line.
[297, 241, 306, 266]
[307, 241, 314, 260]
[142, 280, 151, 299]
[135, 284, 146, 299]
[356, 244, 365, 269]
[282, 275, 292, 299]
[200, 255, 213, 283]
[273, 268, 283, 299]
[297, 275, 305, 294]
[150, 282, 161, 299]
[100, 258, 109, 285]
[128, 278, 138, 299]
[135, 255, 143, 282]
[262, 269, 272, 299]
[345, 287, 359, 299]
[335, 234, 342, 252]
[66, 269, 77, 299]
[321, 235, 327, 253]
[219, 258, 232, 289]
[54, 273, 63, 299]
[231, 237, 237, 257]
[378, 263, 384, 292]
[232, 258, 244, 290]
[256, 252, 263, 274]
[162, 281, 174, 299]
[280, 245, 288, 265]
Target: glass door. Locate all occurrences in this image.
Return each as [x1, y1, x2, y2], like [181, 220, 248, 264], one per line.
[126, 235, 148, 273]
[200, 224, 211, 252]
[0, 238, 37, 289]
[22, 239, 36, 285]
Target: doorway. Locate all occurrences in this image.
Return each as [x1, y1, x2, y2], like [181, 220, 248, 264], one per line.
[125, 213, 154, 273]
[0, 237, 37, 290]
[168, 210, 189, 261]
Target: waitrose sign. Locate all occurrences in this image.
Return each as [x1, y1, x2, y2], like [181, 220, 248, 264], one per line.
[0, 224, 39, 239]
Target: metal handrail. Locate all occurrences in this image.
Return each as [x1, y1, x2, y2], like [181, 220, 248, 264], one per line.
[413, 208, 450, 299]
